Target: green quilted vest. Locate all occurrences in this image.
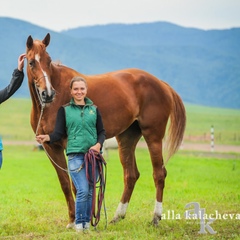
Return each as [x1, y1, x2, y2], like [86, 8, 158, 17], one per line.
[64, 98, 97, 155]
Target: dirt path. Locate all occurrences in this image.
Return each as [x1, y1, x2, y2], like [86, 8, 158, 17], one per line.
[179, 142, 240, 153]
[137, 141, 240, 154]
[4, 140, 240, 154]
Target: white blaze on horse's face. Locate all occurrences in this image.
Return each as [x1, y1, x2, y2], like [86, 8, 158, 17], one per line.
[35, 53, 52, 97]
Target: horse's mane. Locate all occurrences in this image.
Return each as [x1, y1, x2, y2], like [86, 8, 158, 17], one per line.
[52, 60, 62, 66]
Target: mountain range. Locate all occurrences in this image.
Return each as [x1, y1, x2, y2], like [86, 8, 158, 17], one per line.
[0, 17, 239, 109]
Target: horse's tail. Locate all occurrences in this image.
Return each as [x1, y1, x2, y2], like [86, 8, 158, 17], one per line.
[164, 88, 186, 164]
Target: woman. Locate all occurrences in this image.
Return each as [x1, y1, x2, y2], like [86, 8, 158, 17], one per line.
[36, 76, 106, 232]
[0, 53, 26, 169]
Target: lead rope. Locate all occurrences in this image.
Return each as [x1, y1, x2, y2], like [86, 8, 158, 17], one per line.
[34, 84, 108, 228]
[34, 83, 69, 173]
[85, 149, 107, 230]
[34, 82, 45, 136]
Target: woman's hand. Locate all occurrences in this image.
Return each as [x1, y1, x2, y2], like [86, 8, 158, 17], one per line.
[36, 134, 50, 144]
[90, 143, 101, 153]
[18, 53, 26, 71]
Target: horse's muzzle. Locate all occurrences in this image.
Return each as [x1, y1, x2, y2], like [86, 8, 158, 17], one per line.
[42, 90, 56, 103]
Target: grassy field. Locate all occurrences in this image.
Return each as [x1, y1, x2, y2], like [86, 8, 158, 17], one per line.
[0, 98, 240, 145]
[0, 146, 239, 239]
[185, 104, 240, 145]
[0, 98, 240, 239]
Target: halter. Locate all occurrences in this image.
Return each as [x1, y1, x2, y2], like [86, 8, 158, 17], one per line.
[34, 82, 45, 135]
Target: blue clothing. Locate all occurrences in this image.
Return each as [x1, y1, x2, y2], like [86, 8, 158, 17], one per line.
[68, 153, 98, 225]
[0, 137, 3, 151]
[0, 151, 2, 169]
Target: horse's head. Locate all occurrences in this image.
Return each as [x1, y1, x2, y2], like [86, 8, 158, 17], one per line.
[26, 33, 55, 104]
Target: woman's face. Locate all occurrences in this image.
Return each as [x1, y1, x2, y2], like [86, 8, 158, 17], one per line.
[71, 81, 87, 103]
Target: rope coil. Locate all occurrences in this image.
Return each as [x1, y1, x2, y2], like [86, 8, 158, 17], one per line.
[85, 149, 107, 228]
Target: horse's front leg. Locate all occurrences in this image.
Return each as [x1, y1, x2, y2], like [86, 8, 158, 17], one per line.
[44, 144, 76, 228]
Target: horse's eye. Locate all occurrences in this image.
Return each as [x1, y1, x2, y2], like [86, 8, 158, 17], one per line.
[47, 60, 51, 67]
[29, 59, 35, 68]
[47, 58, 52, 67]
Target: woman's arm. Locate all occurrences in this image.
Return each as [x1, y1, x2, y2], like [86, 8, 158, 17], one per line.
[0, 54, 25, 104]
[36, 107, 66, 144]
[90, 108, 106, 152]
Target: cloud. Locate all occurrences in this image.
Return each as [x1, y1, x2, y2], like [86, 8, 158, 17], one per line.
[0, 0, 240, 31]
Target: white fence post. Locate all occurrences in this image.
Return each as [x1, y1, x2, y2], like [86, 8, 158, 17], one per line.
[211, 125, 214, 152]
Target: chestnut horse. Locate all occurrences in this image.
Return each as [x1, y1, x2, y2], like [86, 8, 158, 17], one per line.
[25, 33, 186, 227]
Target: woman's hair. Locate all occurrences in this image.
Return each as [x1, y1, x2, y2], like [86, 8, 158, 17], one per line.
[70, 76, 88, 89]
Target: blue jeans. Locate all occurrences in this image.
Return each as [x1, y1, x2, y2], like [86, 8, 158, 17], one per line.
[68, 153, 96, 226]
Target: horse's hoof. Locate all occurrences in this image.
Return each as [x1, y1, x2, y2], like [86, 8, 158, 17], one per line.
[66, 222, 75, 229]
[151, 215, 161, 227]
[109, 216, 125, 224]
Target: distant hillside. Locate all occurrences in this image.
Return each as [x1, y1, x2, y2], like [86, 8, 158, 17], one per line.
[0, 17, 239, 109]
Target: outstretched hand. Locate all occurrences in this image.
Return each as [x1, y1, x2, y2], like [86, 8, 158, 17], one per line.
[18, 53, 26, 71]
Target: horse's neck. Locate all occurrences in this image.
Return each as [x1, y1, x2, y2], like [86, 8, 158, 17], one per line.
[51, 64, 80, 103]
[52, 63, 77, 83]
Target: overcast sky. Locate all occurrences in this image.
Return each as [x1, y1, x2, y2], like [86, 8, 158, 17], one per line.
[1, 0, 240, 31]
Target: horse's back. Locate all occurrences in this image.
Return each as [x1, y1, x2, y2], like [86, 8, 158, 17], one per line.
[84, 68, 174, 137]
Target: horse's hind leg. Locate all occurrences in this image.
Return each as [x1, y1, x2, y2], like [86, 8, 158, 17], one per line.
[110, 121, 142, 223]
[142, 130, 167, 226]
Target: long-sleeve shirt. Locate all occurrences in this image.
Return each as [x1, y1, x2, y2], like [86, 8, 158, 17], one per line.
[0, 69, 24, 104]
[49, 105, 106, 148]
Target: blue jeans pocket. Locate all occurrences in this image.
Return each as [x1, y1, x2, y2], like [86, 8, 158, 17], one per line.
[68, 154, 84, 172]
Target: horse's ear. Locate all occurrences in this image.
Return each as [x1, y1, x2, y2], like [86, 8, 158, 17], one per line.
[42, 33, 50, 47]
[26, 35, 33, 50]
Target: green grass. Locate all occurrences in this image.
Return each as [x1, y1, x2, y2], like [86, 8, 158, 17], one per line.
[0, 99, 240, 145]
[0, 146, 239, 239]
[184, 103, 240, 145]
[0, 98, 240, 239]
[0, 98, 32, 141]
